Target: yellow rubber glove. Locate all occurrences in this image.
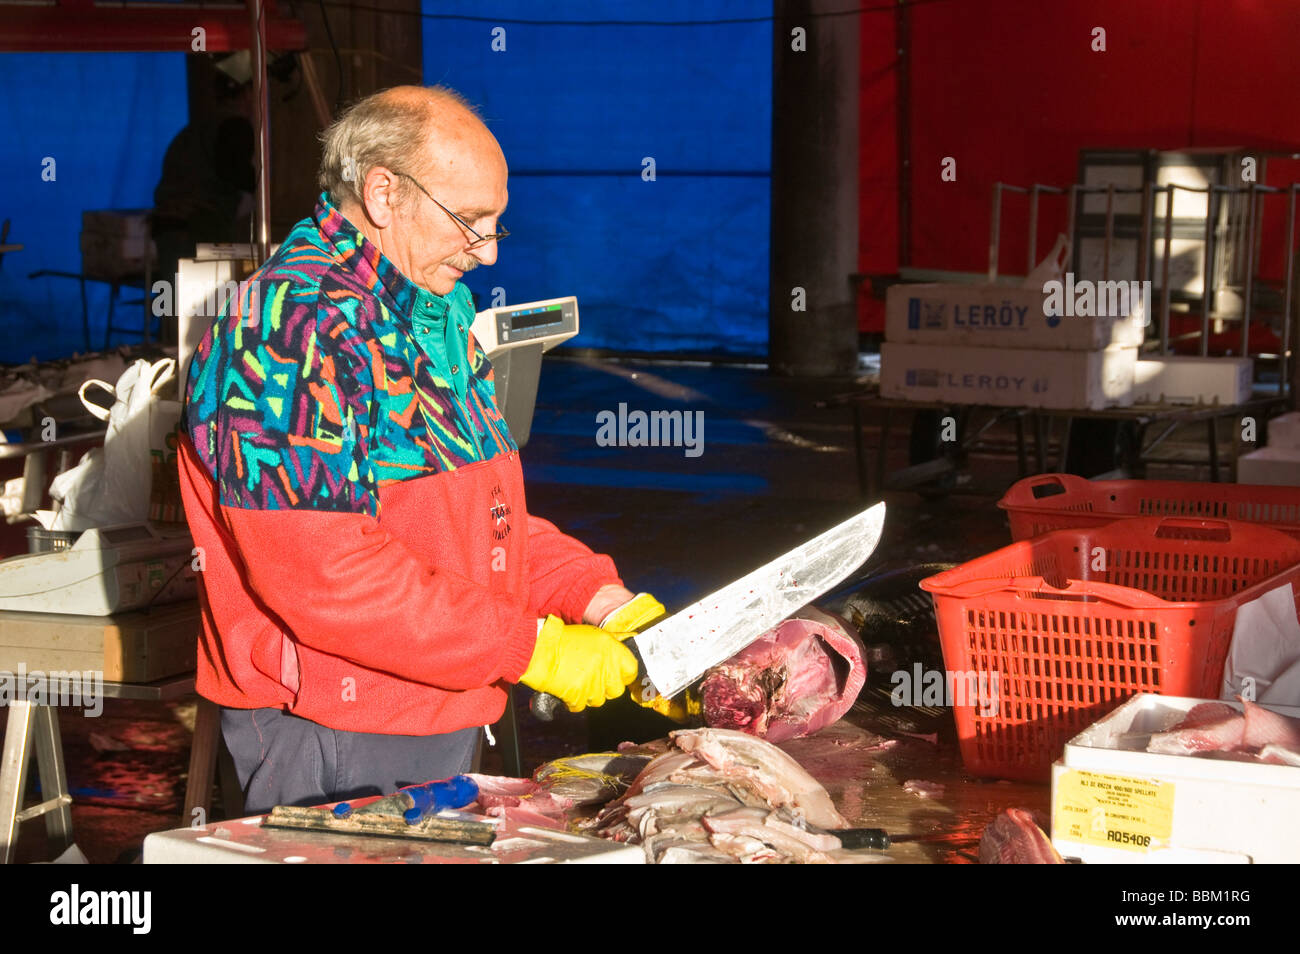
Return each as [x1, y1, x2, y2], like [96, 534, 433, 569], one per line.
[597, 593, 696, 723]
[520, 615, 639, 713]
[630, 679, 700, 724]
[599, 592, 667, 635]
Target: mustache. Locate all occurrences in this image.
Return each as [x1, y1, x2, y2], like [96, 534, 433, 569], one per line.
[443, 254, 479, 272]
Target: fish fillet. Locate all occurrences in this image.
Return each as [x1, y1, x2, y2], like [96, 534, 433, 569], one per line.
[979, 808, 1064, 864]
[594, 727, 852, 862]
[1144, 701, 1300, 762]
[670, 727, 847, 829]
[701, 806, 843, 854]
[1241, 699, 1300, 749]
[1146, 704, 1245, 755]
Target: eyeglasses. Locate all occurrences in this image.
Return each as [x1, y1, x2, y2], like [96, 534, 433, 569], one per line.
[393, 171, 510, 250]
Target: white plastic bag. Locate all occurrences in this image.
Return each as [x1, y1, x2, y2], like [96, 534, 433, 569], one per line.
[47, 358, 181, 531]
[1023, 233, 1072, 289]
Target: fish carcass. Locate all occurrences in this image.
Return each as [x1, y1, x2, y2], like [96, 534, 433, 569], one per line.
[464, 752, 652, 835]
[979, 809, 1064, 864]
[592, 727, 886, 864]
[700, 607, 867, 743]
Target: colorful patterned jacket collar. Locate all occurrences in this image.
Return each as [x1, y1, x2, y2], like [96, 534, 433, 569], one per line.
[312, 191, 457, 326]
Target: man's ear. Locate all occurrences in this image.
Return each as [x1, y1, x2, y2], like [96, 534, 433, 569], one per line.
[361, 167, 401, 229]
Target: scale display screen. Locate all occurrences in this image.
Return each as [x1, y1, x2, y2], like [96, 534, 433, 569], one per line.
[509, 305, 564, 331]
[475, 295, 577, 353]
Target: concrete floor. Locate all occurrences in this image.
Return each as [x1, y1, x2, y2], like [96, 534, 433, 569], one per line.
[4, 354, 1075, 862]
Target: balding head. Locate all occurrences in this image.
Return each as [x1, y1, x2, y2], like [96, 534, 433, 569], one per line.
[316, 84, 510, 295]
[318, 85, 506, 211]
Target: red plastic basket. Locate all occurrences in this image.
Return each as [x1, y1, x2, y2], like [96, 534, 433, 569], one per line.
[919, 517, 1300, 781]
[998, 473, 1300, 542]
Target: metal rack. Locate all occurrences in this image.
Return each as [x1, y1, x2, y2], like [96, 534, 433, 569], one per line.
[989, 180, 1300, 394]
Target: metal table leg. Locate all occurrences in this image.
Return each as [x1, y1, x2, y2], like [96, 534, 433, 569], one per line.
[1033, 413, 1048, 473]
[1208, 418, 1221, 482]
[1015, 413, 1028, 476]
[31, 707, 72, 853]
[852, 401, 868, 499]
[496, 691, 524, 779]
[0, 702, 35, 865]
[182, 697, 221, 827]
[1057, 416, 1073, 473]
[1, 702, 76, 863]
[875, 408, 893, 498]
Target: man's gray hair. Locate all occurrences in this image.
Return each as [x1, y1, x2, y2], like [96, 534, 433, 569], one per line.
[318, 85, 478, 208]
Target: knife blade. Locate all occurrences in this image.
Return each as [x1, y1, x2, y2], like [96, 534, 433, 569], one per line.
[531, 502, 885, 720]
[633, 501, 886, 700]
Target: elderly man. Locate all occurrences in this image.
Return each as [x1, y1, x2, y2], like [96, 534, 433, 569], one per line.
[178, 85, 663, 813]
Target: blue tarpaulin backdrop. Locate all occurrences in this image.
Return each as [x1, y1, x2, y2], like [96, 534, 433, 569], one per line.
[427, 0, 773, 355]
[0, 53, 188, 364]
[0, 3, 770, 362]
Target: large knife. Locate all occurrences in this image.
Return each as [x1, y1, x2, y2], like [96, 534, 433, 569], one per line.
[533, 501, 885, 719]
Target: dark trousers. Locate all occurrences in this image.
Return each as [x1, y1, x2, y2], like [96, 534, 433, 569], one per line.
[221, 707, 481, 815]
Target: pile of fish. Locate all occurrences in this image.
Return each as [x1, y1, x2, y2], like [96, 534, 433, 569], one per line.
[588, 727, 888, 864]
[1146, 700, 1300, 765]
[466, 753, 653, 834]
[700, 607, 867, 743]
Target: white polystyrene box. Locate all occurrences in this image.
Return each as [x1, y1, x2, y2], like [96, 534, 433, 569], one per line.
[1050, 694, 1300, 864]
[1237, 447, 1300, 487]
[1132, 356, 1254, 406]
[885, 283, 1146, 350]
[879, 342, 1136, 410]
[1268, 412, 1300, 451]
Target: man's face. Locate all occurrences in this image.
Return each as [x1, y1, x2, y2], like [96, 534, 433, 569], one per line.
[385, 142, 509, 297]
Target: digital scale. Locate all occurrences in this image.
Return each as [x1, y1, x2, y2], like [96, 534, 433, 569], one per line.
[0, 522, 197, 615]
[470, 296, 579, 446]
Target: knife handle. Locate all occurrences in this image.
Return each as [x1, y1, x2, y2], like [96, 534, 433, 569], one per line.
[837, 828, 891, 851]
[529, 658, 655, 722]
[530, 691, 563, 722]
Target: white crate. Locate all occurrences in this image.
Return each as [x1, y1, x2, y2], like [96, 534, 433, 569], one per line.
[1268, 412, 1300, 450]
[1237, 447, 1300, 487]
[1132, 356, 1254, 405]
[879, 342, 1136, 410]
[1050, 694, 1300, 864]
[885, 283, 1145, 350]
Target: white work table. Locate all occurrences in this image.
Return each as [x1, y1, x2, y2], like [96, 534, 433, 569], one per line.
[143, 811, 643, 864]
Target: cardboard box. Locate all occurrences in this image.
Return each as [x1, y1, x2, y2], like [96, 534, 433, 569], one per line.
[1132, 355, 1254, 405]
[1268, 412, 1300, 450]
[82, 209, 152, 241]
[1237, 446, 1300, 487]
[880, 342, 1136, 410]
[80, 231, 156, 279]
[0, 601, 198, 682]
[885, 283, 1146, 350]
[1051, 694, 1300, 863]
